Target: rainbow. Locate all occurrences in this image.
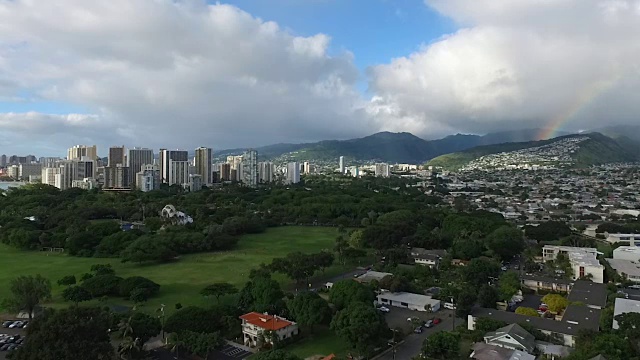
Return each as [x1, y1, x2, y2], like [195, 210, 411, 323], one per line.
[537, 78, 619, 140]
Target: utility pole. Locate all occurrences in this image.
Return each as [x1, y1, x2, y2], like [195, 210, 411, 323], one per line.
[450, 296, 455, 331]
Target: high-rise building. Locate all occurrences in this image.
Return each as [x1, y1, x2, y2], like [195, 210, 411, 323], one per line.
[240, 150, 258, 187]
[161, 150, 189, 183]
[103, 165, 130, 189]
[77, 159, 96, 179]
[72, 178, 97, 190]
[219, 163, 231, 181]
[230, 169, 237, 182]
[136, 164, 161, 192]
[168, 160, 190, 186]
[68, 145, 97, 161]
[339, 156, 345, 174]
[258, 162, 275, 183]
[0, 154, 6, 167]
[108, 146, 126, 167]
[286, 162, 300, 184]
[18, 163, 42, 180]
[42, 167, 60, 187]
[128, 148, 154, 184]
[40, 157, 61, 168]
[375, 163, 390, 178]
[55, 160, 79, 190]
[6, 165, 19, 179]
[303, 161, 311, 175]
[187, 174, 203, 192]
[194, 147, 213, 185]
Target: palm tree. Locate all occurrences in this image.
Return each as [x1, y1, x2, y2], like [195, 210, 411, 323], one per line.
[119, 336, 140, 360]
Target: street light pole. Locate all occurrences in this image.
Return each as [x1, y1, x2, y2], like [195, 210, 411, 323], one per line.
[450, 296, 455, 331]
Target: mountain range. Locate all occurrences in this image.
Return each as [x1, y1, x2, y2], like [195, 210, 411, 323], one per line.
[215, 126, 640, 165]
[216, 128, 575, 163]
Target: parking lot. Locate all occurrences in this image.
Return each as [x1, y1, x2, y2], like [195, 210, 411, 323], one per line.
[0, 320, 28, 360]
[378, 307, 460, 360]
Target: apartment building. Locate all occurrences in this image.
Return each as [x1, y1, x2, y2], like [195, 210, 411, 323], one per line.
[542, 245, 604, 283]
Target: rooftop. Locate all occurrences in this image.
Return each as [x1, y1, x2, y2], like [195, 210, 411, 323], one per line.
[377, 291, 440, 308]
[484, 323, 535, 353]
[239, 312, 295, 331]
[521, 274, 572, 285]
[561, 305, 602, 329]
[355, 270, 393, 283]
[472, 307, 598, 336]
[567, 281, 608, 308]
[606, 258, 640, 278]
[613, 298, 640, 329]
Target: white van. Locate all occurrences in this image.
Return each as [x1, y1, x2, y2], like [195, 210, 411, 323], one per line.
[444, 302, 457, 310]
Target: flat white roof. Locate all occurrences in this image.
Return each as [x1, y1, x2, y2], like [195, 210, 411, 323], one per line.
[607, 258, 640, 277]
[377, 291, 440, 307]
[613, 298, 640, 329]
[614, 246, 640, 254]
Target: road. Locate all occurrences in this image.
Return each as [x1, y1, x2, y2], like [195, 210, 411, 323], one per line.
[376, 309, 461, 360]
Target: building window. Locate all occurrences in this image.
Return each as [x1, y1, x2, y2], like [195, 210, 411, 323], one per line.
[579, 266, 585, 278]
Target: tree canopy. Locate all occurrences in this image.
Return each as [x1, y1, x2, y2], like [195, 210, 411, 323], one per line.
[4, 274, 51, 320]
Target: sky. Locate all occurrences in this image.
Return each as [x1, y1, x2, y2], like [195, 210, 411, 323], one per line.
[0, 0, 640, 155]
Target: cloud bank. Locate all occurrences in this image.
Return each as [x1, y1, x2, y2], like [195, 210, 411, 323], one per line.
[368, 0, 640, 137]
[1, 0, 640, 154]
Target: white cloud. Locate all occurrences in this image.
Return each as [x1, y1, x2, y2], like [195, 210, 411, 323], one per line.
[368, 0, 640, 137]
[0, 0, 369, 154]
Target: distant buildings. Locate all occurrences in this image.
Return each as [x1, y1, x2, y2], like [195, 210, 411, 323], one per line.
[286, 162, 300, 184]
[258, 162, 275, 183]
[128, 148, 154, 184]
[136, 164, 161, 192]
[194, 147, 213, 185]
[160, 149, 188, 184]
[67, 145, 97, 161]
[240, 150, 258, 187]
[339, 156, 345, 174]
[375, 163, 390, 177]
[168, 159, 190, 186]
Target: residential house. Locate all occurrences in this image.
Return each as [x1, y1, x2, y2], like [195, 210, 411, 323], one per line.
[483, 324, 536, 353]
[470, 343, 535, 360]
[542, 245, 605, 283]
[521, 275, 572, 293]
[239, 312, 299, 348]
[410, 248, 446, 268]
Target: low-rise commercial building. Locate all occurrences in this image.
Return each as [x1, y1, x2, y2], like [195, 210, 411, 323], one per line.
[376, 291, 441, 312]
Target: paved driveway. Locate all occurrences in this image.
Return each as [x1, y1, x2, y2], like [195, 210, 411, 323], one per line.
[376, 309, 461, 360]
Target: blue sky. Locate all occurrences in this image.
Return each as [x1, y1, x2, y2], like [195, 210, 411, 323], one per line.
[224, 0, 455, 76]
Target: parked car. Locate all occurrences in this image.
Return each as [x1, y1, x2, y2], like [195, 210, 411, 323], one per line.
[9, 321, 22, 329]
[407, 317, 420, 322]
[424, 320, 434, 328]
[433, 318, 441, 325]
[2, 321, 12, 328]
[1, 344, 10, 351]
[501, 266, 508, 271]
[378, 306, 390, 313]
[414, 326, 423, 334]
[444, 302, 456, 310]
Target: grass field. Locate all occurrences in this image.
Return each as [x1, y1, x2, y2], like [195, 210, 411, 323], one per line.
[288, 327, 351, 359]
[0, 226, 340, 315]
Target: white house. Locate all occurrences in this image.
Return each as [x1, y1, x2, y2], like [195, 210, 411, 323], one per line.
[376, 291, 441, 312]
[483, 323, 536, 353]
[239, 312, 299, 348]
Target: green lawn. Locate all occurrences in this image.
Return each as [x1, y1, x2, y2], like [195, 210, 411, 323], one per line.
[0, 226, 340, 315]
[286, 326, 351, 359]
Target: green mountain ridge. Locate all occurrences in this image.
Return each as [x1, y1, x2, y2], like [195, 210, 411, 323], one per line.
[427, 132, 639, 170]
[215, 128, 568, 163]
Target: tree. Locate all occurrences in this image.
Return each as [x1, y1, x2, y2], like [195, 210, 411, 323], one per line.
[57, 275, 76, 287]
[541, 294, 569, 313]
[80, 274, 122, 297]
[422, 331, 460, 359]
[121, 236, 177, 264]
[477, 284, 499, 308]
[252, 350, 302, 360]
[462, 257, 501, 288]
[164, 306, 221, 334]
[485, 226, 524, 261]
[498, 272, 521, 301]
[4, 275, 51, 320]
[331, 302, 390, 356]
[615, 312, 640, 340]
[515, 307, 540, 317]
[129, 312, 162, 345]
[10, 307, 113, 360]
[62, 285, 92, 306]
[179, 330, 225, 357]
[456, 288, 476, 318]
[286, 291, 331, 332]
[90, 263, 115, 276]
[119, 276, 160, 300]
[201, 282, 238, 303]
[329, 280, 376, 311]
[238, 273, 286, 314]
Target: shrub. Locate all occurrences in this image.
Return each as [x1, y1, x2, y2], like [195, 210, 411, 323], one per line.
[81, 274, 123, 297]
[118, 276, 160, 299]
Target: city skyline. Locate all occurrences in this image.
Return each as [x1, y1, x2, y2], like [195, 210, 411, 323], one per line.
[1, 1, 640, 154]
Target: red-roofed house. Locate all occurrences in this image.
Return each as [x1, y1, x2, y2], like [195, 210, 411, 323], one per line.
[239, 312, 299, 347]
